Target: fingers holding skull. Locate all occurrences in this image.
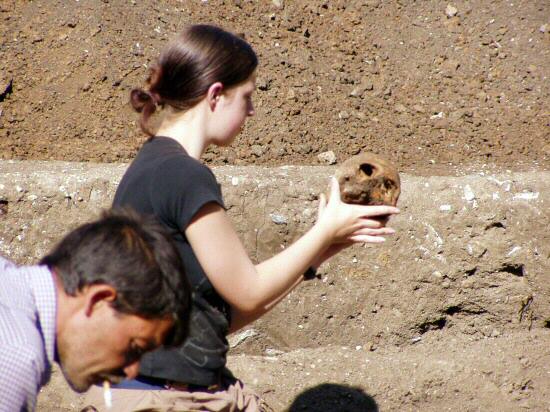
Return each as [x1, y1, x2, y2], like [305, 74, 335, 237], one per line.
[320, 153, 400, 242]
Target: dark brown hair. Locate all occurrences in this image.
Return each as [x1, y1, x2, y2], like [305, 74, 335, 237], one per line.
[131, 24, 258, 136]
[41, 208, 191, 347]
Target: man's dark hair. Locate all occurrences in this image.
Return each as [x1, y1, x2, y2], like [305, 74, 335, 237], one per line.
[40, 208, 190, 346]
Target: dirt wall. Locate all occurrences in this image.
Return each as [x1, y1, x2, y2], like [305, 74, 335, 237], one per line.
[1, 160, 548, 410]
[1, 1, 549, 172]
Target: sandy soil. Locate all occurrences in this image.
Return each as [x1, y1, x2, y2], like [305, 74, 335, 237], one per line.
[1, 0, 549, 172]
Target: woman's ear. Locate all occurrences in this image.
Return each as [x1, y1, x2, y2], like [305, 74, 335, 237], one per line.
[83, 284, 117, 317]
[206, 82, 224, 111]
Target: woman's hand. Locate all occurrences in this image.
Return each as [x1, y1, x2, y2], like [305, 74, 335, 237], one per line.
[316, 177, 399, 245]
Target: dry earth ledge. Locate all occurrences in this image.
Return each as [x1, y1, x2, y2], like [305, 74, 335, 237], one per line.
[0, 160, 548, 411]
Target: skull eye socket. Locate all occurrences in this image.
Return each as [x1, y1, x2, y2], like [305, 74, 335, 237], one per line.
[360, 163, 375, 176]
[383, 180, 395, 190]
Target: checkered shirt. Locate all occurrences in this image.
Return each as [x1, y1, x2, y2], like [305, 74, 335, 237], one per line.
[0, 256, 57, 412]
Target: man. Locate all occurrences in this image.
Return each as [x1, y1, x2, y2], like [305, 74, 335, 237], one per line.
[0, 209, 191, 412]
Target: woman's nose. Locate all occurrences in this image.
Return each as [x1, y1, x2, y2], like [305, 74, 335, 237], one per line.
[247, 101, 255, 117]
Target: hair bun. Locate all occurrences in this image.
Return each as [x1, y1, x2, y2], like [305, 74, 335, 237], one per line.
[130, 88, 155, 113]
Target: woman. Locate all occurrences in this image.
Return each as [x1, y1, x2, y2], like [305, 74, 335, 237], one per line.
[84, 24, 398, 412]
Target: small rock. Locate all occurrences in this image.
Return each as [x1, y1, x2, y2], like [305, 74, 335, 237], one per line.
[0, 77, 13, 101]
[444, 16, 461, 32]
[395, 103, 407, 113]
[229, 328, 259, 348]
[297, 144, 312, 154]
[250, 144, 264, 157]
[317, 150, 337, 165]
[539, 24, 548, 33]
[445, 4, 458, 17]
[497, 26, 508, 36]
[270, 214, 287, 225]
[354, 111, 367, 120]
[433, 118, 449, 129]
[338, 111, 350, 120]
[349, 87, 363, 97]
[257, 78, 271, 91]
[132, 42, 144, 57]
[512, 192, 539, 200]
[432, 271, 444, 279]
[463, 185, 475, 201]
[276, 147, 287, 157]
[350, 79, 374, 98]
[413, 105, 425, 113]
[363, 81, 374, 91]
[265, 348, 284, 356]
[81, 83, 91, 92]
[272, 0, 284, 8]
[286, 88, 296, 101]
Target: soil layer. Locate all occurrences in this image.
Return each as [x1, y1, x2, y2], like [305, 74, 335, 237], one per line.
[1, 161, 548, 411]
[1, 0, 549, 173]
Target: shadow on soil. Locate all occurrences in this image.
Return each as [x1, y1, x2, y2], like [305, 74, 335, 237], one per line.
[288, 383, 378, 412]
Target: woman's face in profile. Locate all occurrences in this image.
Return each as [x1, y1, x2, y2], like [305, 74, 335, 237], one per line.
[210, 74, 256, 146]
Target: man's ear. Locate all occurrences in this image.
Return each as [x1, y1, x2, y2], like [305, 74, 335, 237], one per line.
[206, 82, 224, 111]
[83, 284, 117, 317]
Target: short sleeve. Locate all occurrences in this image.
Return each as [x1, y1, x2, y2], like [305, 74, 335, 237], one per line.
[151, 156, 225, 232]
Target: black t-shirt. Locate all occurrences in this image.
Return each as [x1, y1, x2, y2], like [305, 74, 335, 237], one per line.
[113, 136, 231, 386]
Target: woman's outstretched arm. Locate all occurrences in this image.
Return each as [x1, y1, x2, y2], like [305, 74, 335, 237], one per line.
[185, 178, 399, 332]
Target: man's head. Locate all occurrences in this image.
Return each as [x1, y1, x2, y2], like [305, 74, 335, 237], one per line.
[40, 209, 191, 392]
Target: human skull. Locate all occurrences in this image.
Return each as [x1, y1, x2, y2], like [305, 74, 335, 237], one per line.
[335, 152, 401, 206]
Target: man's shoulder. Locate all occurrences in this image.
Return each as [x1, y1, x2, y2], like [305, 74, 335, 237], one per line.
[0, 316, 47, 387]
[0, 264, 33, 309]
[0, 337, 45, 368]
[0, 255, 16, 271]
[0, 304, 43, 352]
